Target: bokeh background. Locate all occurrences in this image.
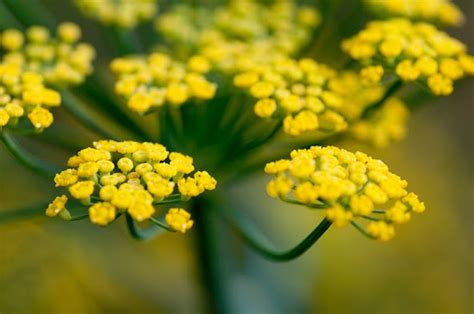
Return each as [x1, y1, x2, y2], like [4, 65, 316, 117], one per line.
[0, 0, 473, 313]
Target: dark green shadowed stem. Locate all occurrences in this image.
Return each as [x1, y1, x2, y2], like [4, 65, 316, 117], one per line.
[193, 200, 229, 314]
[362, 79, 403, 119]
[222, 206, 332, 262]
[1, 131, 60, 178]
[0, 202, 49, 224]
[125, 214, 165, 241]
[60, 89, 119, 140]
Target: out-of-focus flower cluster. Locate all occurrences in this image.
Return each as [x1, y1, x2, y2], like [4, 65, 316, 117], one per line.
[351, 97, 409, 147]
[47, 140, 216, 232]
[265, 146, 425, 240]
[74, 0, 158, 28]
[156, 0, 320, 56]
[0, 23, 96, 86]
[111, 52, 217, 113]
[342, 18, 474, 95]
[365, 0, 464, 27]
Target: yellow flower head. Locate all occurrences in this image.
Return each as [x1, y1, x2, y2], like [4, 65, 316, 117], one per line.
[45, 195, 69, 217]
[0, 61, 61, 131]
[265, 146, 425, 241]
[232, 57, 351, 136]
[74, 0, 158, 28]
[342, 18, 473, 96]
[0, 23, 96, 86]
[47, 140, 217, 229]
[111, 53, 217, 113]
[365, 0, 464, 27]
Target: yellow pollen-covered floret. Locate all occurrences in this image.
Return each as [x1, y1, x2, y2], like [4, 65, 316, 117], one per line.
[265, 146, 425, 241]
[47, 140, 216, 230]
[165, 208, 194, 233]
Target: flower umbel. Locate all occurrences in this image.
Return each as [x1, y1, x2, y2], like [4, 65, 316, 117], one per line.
[47, 140, 217, 232]
[265, 146, 425, 240]
[342, 18, 474, 95]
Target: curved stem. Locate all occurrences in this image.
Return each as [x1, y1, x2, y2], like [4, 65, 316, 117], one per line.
[0, 202, 48, 224]
[1, 131, 60, 178]
[60, 89, 120, 140]
[361, 79, 403, 119]
[69, 213, 89, 221]
[125, 214, 165, 241]
[221, 206, 332, 262]
[77, 77, 152, 141]
[149, 217, 173, 231]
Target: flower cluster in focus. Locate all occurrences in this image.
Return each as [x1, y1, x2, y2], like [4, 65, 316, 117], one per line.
[342, 18, 474, 95]
[265, 146, 425, 240]
[47, 140, 217, 232]
[365, 0, 464, 27]
[0, 23, 96, 86]
[74, 0, 158, 28]
[111, 53, 217, 113]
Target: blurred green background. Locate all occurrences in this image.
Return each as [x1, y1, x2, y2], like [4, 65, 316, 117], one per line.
[0, 0, 473, 313]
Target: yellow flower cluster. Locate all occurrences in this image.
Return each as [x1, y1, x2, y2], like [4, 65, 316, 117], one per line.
[233, 57, 350, 136]
[74, 0, 158, 28]
[365, 0, 464, 27]
[327, 71, 386, 121]
[156, 0, 320, 56]
[111, 53, 217, 113]
[0, 23, 96, 86]
[47, 140, 217, 232]
[0, 62, 61, 130]
[264, 146, 425, 241]
[342, 19, 474, 95]
[351, 97, 409, 147]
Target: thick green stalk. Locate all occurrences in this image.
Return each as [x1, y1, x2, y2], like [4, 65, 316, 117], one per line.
[1, 131, 60, 178]
[193, 199, 229, 314]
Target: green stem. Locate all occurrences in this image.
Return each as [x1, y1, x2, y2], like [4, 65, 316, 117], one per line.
[0, 0, 23, 29]
[77, 75, 152, 141]
[60, 89, 120, 140]
[193, 200, 229, 314]
[69, 213, 89, 221]
[1, 131, 60, 178]
[361, 79, 403, 119]
[125, 214, 165, 240]
[111, 27, 142, 55]
[220, 205, 332, 262]
[2, 0, 56, 29]
[0, 202, 48, 224]
[149, 217, 173, 231]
